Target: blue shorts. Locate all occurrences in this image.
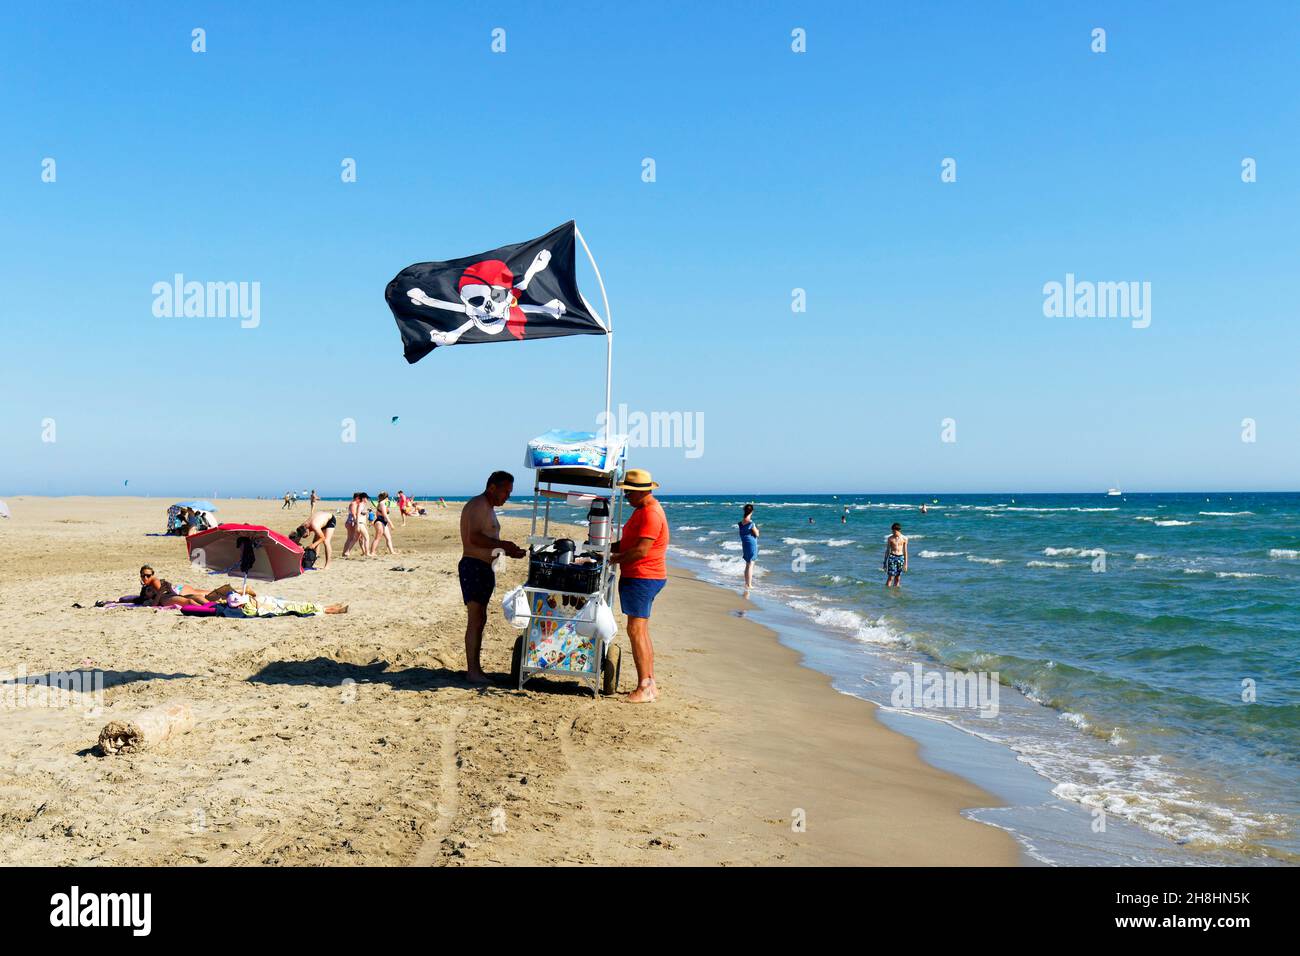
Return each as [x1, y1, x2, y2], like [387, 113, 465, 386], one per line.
[618, 576, 666, 619]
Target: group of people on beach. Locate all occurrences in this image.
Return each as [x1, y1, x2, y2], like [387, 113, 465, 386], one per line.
[288, 491, 421, 569]
[737, 505, 912, 589]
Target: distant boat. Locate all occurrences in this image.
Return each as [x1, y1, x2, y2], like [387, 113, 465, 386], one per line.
[1106, 488, 1123, 497]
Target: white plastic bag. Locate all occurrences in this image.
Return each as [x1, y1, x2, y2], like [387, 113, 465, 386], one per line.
[575, 598, 617, 642]
[500, 586, 529, 629]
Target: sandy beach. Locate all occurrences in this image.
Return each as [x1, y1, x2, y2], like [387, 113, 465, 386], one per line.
[0, 497, 1018, 866]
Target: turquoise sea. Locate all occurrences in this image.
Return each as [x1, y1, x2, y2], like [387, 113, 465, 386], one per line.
[654, 493, 1299, 865]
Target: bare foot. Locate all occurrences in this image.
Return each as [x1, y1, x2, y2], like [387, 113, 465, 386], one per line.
[626, 677, 657, 703]
[465, 670, 493, 686]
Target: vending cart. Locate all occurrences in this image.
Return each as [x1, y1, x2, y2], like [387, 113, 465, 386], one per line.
[505, 430, 627, 696]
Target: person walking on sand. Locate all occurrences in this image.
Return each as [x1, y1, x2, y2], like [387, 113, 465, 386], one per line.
[397, 489, 409, 526]
[290, 509, 338, 569]
[883, 522, 908, 588]
[309, 489, 319, 513]
[282, 492, 293, 510]
[739, 503, 760, 590]
[458, 471, 526, 684]
[356, 493, 374, 555]
[610, 469, 670, 703]
[370, 492, 397, 555]
[342, 492, 368, 557]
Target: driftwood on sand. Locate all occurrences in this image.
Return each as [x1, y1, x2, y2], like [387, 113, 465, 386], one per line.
[97, 702, 195, 756]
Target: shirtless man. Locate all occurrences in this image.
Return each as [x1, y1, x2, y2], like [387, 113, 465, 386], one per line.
[290, 510, 338, 569]
[883, 522, 908, 588]
[458, 471, 526, 684]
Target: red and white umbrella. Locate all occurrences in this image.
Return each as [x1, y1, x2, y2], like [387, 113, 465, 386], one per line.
[186, 523, 303, 583]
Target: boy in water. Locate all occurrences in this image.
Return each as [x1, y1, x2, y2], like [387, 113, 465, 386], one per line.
[883, 522, 908, 588]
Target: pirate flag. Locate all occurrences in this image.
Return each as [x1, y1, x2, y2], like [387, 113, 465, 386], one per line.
[386, 220, 607, 364]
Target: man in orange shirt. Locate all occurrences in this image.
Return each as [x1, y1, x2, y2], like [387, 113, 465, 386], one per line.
[610, 469, 670, 703]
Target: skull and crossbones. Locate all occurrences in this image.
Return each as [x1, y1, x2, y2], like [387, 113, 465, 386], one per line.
[405, 250, 566, 346]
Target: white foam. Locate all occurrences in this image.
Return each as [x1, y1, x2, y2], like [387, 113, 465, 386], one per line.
[1134, 553, 1157, 561]
[1154, 519, 1193, 527]
[1268, 549, 1299, 560]
[1199, 511, 1253, 517]
[783, 536, 858, 547]
[678, 525, 702, 531]
[1027, 560, 1073, 569]
[670, 546, 766, 579]
[785, 599, 905, 645]
[966, 556, 1007, 564]
[1043, 547, 1105, 557]
[919, 550, 965, 558]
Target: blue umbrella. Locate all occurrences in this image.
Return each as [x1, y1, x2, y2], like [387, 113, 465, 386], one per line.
[175, 500, 218, 512]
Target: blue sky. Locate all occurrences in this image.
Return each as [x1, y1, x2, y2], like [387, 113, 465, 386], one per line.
[2, 1, 1297, 496]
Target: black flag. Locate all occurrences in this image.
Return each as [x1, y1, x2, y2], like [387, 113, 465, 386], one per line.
[386, 221, 607, 364]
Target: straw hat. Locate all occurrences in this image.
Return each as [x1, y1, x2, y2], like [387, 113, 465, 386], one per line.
[618, 468, 660, 491]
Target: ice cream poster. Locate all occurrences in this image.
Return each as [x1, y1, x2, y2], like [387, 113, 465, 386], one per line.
[525, 594, 597, 674]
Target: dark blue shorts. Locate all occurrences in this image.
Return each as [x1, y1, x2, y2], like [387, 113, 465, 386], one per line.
[618, 576, 666, 619]
[458, 556, 495, 606]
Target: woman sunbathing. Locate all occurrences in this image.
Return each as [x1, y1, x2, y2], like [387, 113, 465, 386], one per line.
[131, 566, 251, 608]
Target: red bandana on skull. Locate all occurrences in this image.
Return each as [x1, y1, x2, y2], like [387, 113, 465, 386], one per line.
[458, 259, 527, 340]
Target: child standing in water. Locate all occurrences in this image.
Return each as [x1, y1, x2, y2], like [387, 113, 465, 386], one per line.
[883, 522, 908, 588]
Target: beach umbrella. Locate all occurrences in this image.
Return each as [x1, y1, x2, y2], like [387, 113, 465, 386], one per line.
[174, 500, 218, 512]
[186, 523, 303, 587]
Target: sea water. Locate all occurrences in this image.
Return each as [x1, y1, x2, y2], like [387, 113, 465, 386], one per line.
[653, 493, 1298, 866]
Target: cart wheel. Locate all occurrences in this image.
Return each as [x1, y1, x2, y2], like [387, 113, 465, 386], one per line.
[510, 636, 523, 688]
[602, 643, 621, 696]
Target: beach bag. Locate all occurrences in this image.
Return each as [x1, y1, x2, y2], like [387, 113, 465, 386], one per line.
[302, 547, 318, 570]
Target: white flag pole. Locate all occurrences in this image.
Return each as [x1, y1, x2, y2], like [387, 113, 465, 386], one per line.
[574, 224, 613, 439]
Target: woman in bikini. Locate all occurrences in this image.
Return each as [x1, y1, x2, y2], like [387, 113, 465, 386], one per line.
[370, 492, 397, 556]
[133, 566, 245, 608]
[342, 493, 369, 557]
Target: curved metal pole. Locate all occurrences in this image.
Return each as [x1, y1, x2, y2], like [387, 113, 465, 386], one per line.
[574, 224, 613, 439]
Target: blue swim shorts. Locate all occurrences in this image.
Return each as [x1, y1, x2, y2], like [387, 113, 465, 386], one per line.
[618, 576, 666, 619]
